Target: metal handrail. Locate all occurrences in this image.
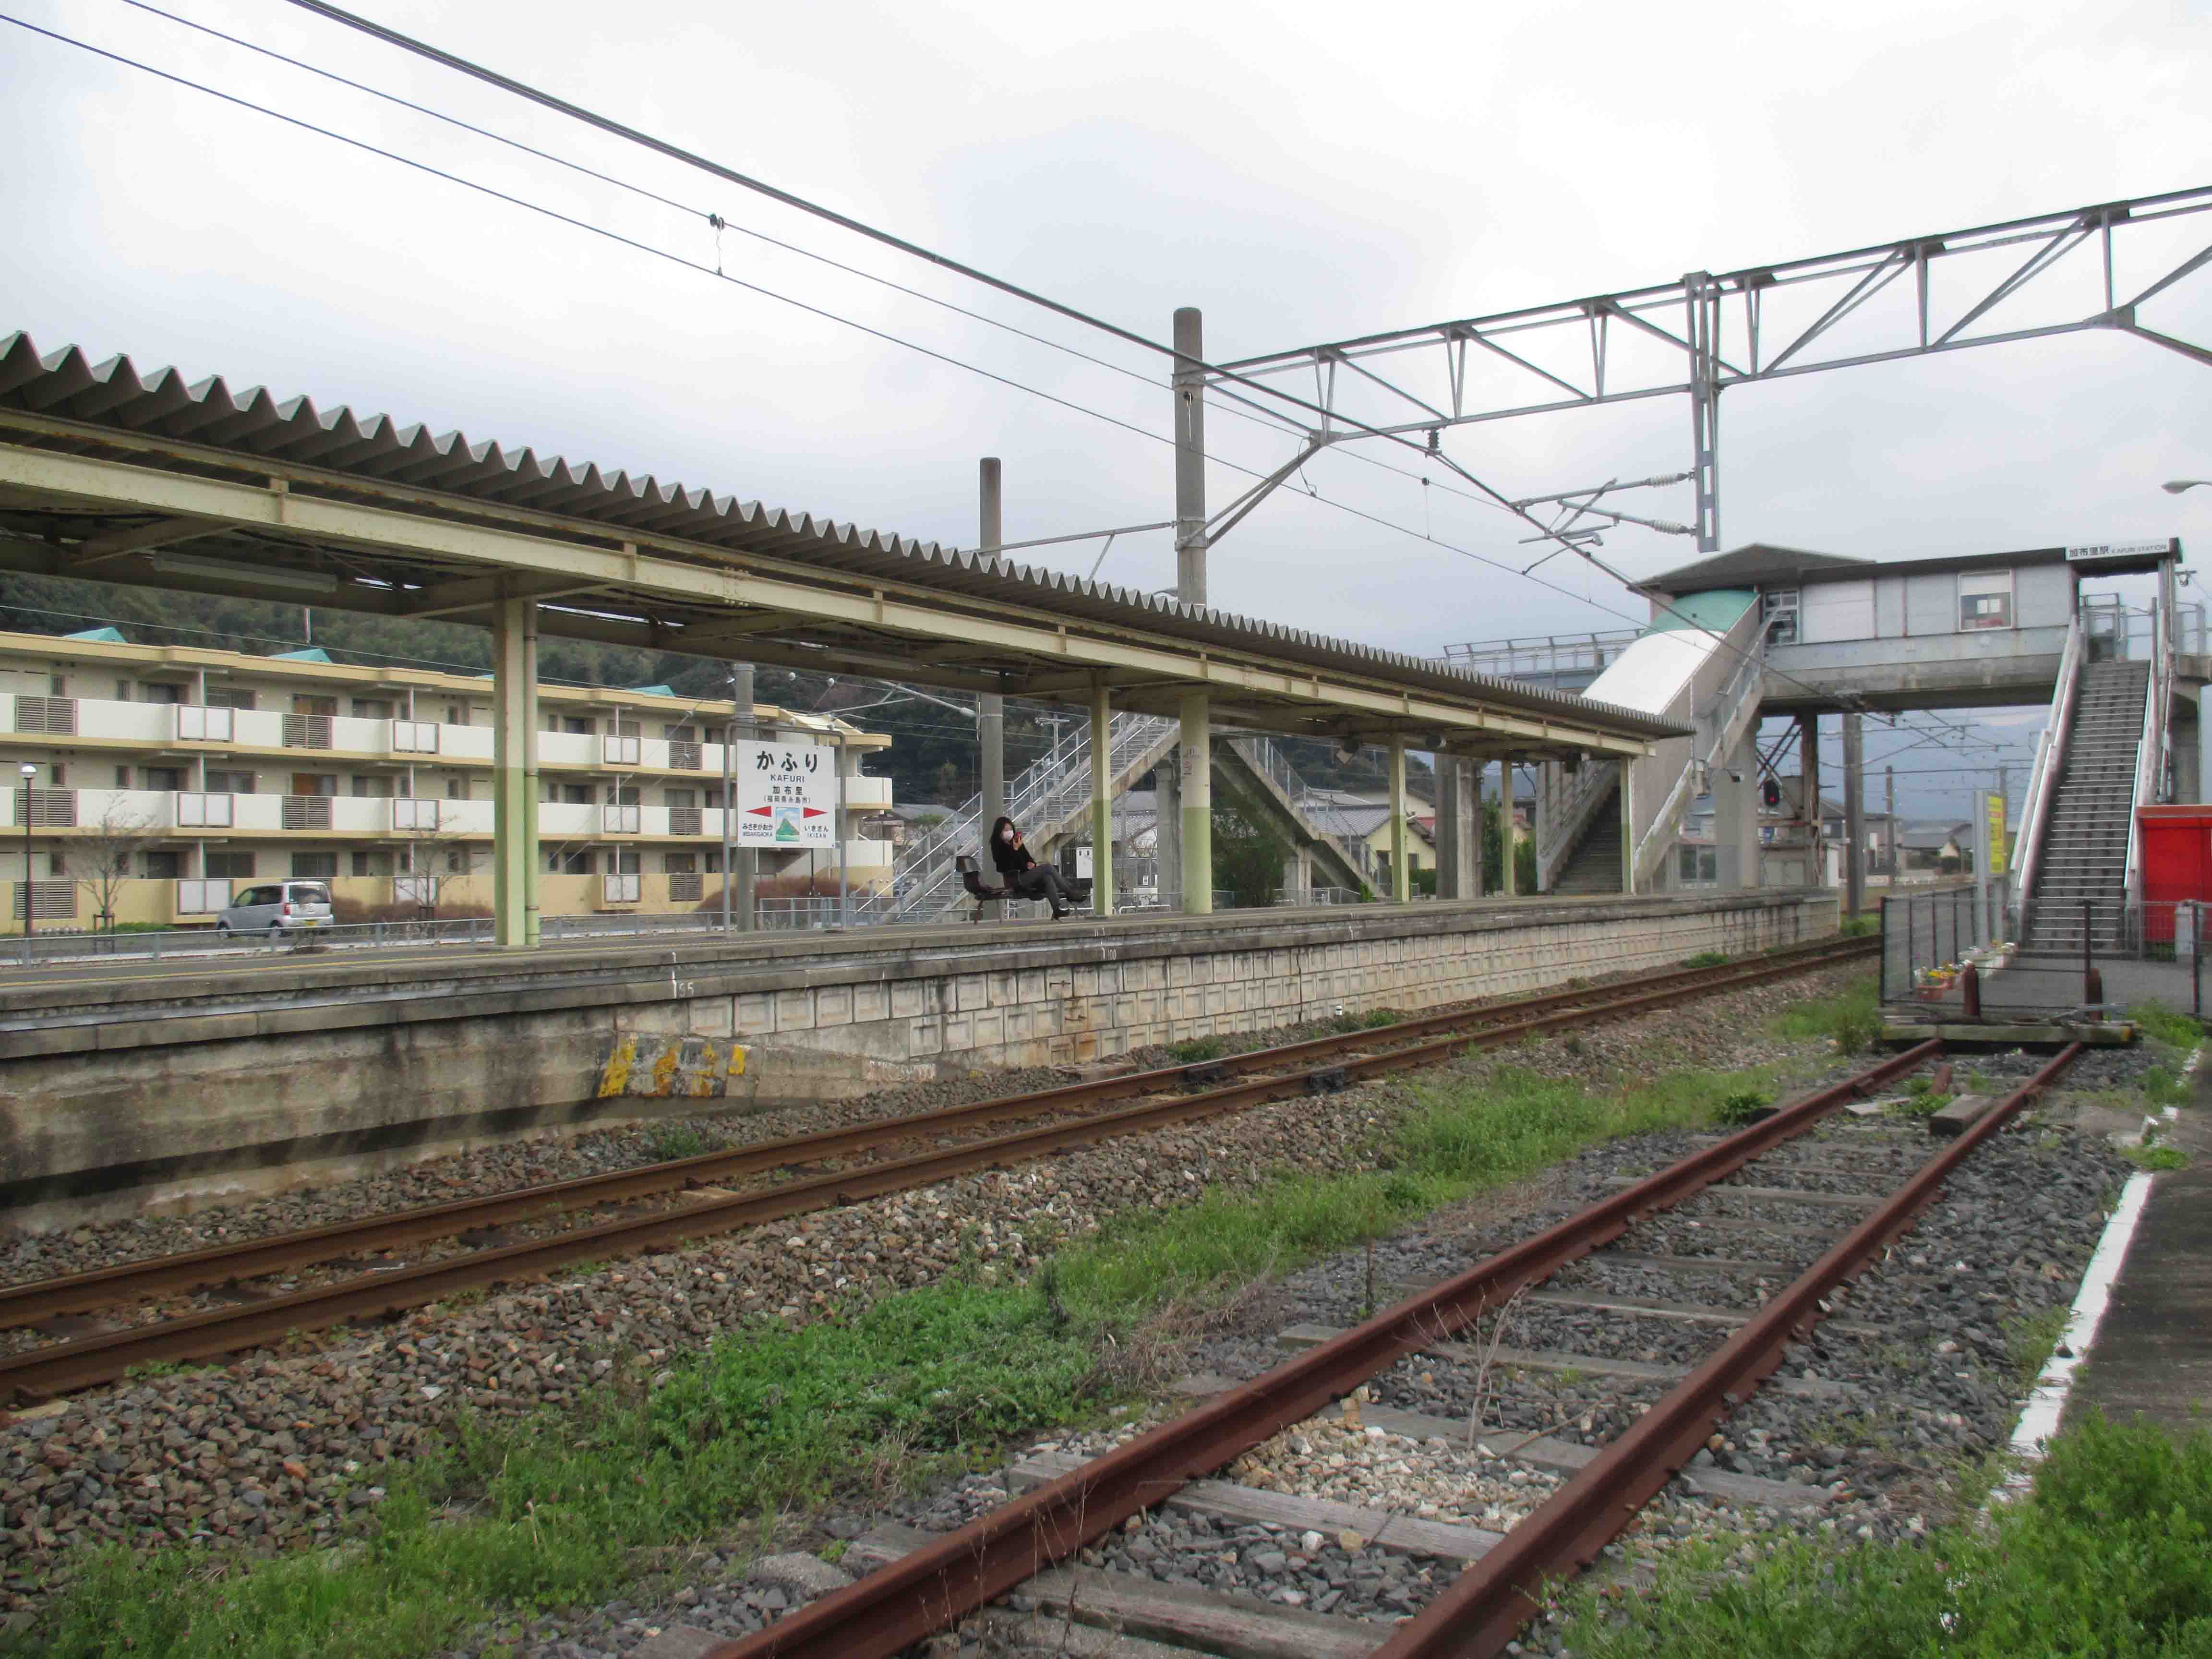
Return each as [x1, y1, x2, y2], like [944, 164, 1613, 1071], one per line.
[2123, 599, 2172, 912]
[2012, 612, 2083, 937]
[1535, 758, 1618, 890]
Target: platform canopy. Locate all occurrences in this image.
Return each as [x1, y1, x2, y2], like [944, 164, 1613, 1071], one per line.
[0, 332, 1683, 760]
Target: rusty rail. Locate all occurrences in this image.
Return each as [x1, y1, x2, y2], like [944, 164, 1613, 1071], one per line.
[700, 1039, 1942, 1659]
[0, 938, 1876, 1403]
[0, 936, 1874, 1332]
[1372, 1041, 2082, 1658]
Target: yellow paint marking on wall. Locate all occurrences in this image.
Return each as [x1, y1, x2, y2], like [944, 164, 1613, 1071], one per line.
[596, 1034, 747, 1099]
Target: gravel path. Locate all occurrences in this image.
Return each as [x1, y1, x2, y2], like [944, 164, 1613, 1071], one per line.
[0, 960, 1869, 1639]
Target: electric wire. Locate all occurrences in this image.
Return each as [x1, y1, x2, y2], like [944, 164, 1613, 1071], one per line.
[12, 12, 2022, 771]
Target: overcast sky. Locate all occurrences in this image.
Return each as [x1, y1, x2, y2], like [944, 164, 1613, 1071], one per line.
[4, 0, 2210, 814]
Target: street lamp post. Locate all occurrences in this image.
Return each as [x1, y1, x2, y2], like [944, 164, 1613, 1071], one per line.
[18, 761, 36, 950]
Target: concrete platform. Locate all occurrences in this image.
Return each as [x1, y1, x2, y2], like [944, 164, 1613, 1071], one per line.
[0, 889, 1837, 1227]
[2066, 1075, 2212, 1441]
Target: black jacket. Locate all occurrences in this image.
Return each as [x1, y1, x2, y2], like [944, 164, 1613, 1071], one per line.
[990, 832, 1034, 879]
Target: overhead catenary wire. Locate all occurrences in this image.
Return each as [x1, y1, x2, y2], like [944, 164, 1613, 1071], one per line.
[14, 13, 2020, 774]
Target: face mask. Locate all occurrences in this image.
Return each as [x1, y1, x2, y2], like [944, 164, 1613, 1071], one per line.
[999, 826, 1012, 841]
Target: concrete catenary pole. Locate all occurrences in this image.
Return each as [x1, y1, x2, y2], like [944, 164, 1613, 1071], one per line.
[977, 458, 1005, 918]
[1799, 714, 1822, 886]
[1172, 308, 1213, 914]
[1885, 764, 1897, 878]
[1842, 711, 1865, 918]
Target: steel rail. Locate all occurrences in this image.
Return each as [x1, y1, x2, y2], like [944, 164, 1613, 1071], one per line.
[697, 1040, 1943, 1659]
[0, 939, 1880, 1403]
[0, 937, 1875, 1331]
[1372, 1041, 2082, 1659]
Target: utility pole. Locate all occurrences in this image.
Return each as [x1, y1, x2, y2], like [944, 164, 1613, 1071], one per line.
[977, 459, 1005, 919]
[1172, 307, 1213, 913]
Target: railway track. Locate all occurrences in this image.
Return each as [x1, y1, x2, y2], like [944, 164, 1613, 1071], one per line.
[0, 934, 1873, 1404]
[698, 1038, 2081, 1659]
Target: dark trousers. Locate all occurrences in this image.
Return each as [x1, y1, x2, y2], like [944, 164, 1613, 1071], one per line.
[1012, 865, 1074, 910]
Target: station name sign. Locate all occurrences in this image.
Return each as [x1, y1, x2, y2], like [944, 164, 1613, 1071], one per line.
[735, 739, 835, 847]
[2064, 540, 2172, 563]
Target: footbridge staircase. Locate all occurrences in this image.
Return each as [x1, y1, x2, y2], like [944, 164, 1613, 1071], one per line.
[1535, 597, 1767, 896]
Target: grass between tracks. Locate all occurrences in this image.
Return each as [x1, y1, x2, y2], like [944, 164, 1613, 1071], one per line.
[15, 987, 1875, 1659]
[1562, 1411, 2212, 1657]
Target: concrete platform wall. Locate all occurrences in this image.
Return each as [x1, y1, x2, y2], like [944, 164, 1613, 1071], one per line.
[0, 890, 1836, 1227]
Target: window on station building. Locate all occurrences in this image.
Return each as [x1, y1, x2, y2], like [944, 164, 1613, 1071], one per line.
[1761, 589, 1800, 646]
[1959, 570, 2013, 631]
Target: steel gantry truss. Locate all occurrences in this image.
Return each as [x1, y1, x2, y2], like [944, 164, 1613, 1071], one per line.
[1212, 186, 2212, 553]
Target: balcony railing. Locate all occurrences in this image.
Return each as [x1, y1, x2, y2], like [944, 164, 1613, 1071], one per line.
[602, 733, 641, 767]
[668, 740, 701, 771]
[177, 792, 234, 829]
[177, 705, 234, 742]
[668, 870, 703, 903]
[392, 797, 440, 832]
[602, 871, 642, 904]
[16, 788, 77, 827]
[602, 803, 642, 835]
[282, 794, 333, 830]
[669, 805, 702, 836]
[12, 695, 76, 735]
[282, 713, 333, 750]
[392, 719, 440, 753]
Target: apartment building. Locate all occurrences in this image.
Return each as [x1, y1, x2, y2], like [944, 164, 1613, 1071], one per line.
[0, 626, 893, 930]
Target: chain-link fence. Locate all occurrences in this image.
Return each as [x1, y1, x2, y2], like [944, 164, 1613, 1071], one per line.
[1879, 887, 2013, 1003]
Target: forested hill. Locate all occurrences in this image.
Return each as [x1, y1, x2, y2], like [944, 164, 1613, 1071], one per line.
[0, 571, 1430, 807]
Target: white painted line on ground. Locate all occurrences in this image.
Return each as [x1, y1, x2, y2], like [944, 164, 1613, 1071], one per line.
[1997, 1041, 2197, 1498]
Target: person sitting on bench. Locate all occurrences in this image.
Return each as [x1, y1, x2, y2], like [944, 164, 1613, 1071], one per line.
[989, 815, 1076, 919]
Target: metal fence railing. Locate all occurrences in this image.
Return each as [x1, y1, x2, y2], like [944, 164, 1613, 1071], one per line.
[1879, 887, 2014, 1004]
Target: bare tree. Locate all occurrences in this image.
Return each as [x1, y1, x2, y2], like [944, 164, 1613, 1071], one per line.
[394, 803, 477, 919]
[70, 799, 160, 934]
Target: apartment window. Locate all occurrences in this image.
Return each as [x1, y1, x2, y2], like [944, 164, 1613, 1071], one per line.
[564, 716, 593, 735]
[1959, 571, 2013, 631]
[446, 703, 468, 726]
[290, 852, 338, 878]
[442, 847, 467, 874]
[293, 773, 338, 798]
[294, 694, 338, 717]
[446, 777, 469, 801]
[351, 697, 392, 719]
[665, 788, 697, 809]
[114, 679, 132, 701]
[144, 767, 182, 792]
[47, 674, 66, 696]
[207, 686, 256, 710]
[48, 763, 63, 787]
[562, 783, 591, 805]
[114, 765, 132, 789]
[350, 775, 390, 799]
[144, 851, 181, 879]
[351, 850, 394, 878]
[1677, 845, 1718, 884]
[607, 785, 640, 806]
[206, 770, 256, 794]
[559, 847, 591, 875]
[664, 723, 697, 742]
[141, 682, 183, 705]
[205, 851, 255, 878]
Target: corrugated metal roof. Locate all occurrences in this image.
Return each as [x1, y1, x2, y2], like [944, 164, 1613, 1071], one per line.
[0, 331, 1682, 741]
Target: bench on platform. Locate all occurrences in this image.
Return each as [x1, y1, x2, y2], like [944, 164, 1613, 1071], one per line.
[956, 854, 1092, 923]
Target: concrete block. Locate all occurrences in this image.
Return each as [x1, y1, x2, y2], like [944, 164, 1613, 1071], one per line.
[890, 979, 932, 1021]
[773, 988, 815, 1032]
[955, 973, 990, 1012]
[852, 982, 890, 1025]
[909, 1016, 943, 1057]
[815, 985, 854, 1028]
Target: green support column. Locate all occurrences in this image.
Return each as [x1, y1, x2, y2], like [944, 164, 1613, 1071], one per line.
[1500, 758, 1519, 898]
[492, 594, 541, 949]
[1388, 736, 1410, 903]
[1090, 679, 1114, 917]
[1178, 688, 1211, 915]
